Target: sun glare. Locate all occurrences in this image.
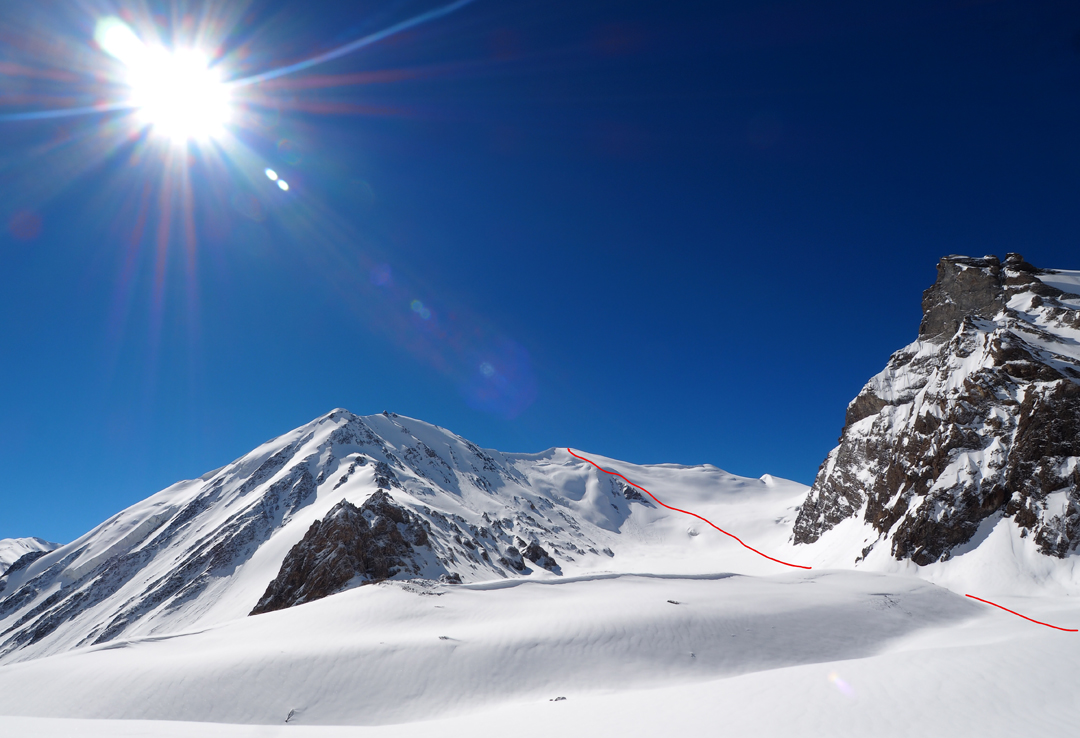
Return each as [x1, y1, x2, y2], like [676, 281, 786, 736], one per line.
[96, 17, 231, 142]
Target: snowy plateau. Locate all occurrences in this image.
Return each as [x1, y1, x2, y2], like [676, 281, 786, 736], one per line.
[2, 254, 1080, 736]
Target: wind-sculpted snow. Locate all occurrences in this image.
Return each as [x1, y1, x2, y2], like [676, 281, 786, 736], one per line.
[0, 409, 809, 665]
[0, 571, 982, 726]
[795, 253, 1080, 586]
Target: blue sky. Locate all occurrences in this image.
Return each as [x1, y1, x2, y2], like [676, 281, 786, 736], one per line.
[1, 0, 1079, 544]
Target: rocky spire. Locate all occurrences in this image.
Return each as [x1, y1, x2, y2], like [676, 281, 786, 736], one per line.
[794, 254, 1080, 565]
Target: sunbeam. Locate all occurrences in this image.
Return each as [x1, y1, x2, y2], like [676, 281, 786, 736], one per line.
[228, 0, 479, 87]
[0, 0, 480, 123]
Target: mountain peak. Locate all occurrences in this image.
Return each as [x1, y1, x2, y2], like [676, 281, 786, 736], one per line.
[0, 408, 802, 665]
[918, 253, 1060, 339]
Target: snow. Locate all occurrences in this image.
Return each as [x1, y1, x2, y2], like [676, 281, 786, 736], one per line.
[0, 569, 978, 725]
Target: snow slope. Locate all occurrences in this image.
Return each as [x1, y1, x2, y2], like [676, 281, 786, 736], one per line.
[0, 571, 1076, 736]
[1036, 267, 1080, 299]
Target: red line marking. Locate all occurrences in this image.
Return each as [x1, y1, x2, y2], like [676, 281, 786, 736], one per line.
[568, 452, 1078, 629]
[964, 594, 1078, 632]
[567, 448, 811, 570]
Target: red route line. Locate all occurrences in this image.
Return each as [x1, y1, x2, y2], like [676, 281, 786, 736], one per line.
[566, 449, 1076, 629]
[567, 448, 811, 570]
[964, 594, 1078, 632]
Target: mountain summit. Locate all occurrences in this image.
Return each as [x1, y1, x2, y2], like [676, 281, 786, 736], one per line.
[0, 410, 805, 665]
[794, 254, 1080, 566]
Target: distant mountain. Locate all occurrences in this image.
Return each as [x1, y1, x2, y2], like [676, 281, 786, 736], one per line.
[795, 254, 1080, 568]
[0, 538, 58, 576]
[0, 410, 806, 665]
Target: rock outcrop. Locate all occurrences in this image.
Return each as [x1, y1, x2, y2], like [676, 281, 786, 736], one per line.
[250, 492, 435, 615]
[521, 541, 559, 572]
[794, 254, 1080, 565]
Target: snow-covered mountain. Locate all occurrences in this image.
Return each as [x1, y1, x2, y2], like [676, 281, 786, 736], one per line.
[0, 409, 808, 665]
[3, 257, 1080, 735]
[795, 253, 1080, 588]
[0, 538, 58, 576]
[0, 413, 985, 731]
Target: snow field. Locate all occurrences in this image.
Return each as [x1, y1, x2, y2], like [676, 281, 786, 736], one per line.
[0, 570, 978, 726]
[1, 578, 1077, 737]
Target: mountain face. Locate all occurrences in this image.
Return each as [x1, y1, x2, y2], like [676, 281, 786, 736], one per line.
[0, 410, 805, 665]
[0, 538, 58, 577]
[794, 254, 1080, 565]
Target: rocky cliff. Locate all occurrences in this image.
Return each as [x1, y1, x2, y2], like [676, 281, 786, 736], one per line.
[794, 254, 1080, 565]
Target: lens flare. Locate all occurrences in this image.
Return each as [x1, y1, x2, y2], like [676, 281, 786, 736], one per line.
[828, 671, 854, 697]
[460, 340, 537, 419]
[95, 17, 146, 66]
[370, 265, 392, 286]
[411, 300, 432, 320]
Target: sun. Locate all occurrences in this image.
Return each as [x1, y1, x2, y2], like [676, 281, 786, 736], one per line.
[130, 49, 231, 142]
[96, 17, 231, 143]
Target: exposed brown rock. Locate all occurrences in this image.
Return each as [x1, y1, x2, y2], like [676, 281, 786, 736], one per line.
[522, 541, 558, 571]
[250, 492, 433, 615]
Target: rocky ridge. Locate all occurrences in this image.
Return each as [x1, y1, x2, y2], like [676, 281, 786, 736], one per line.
[794, 254, 1080, 565]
